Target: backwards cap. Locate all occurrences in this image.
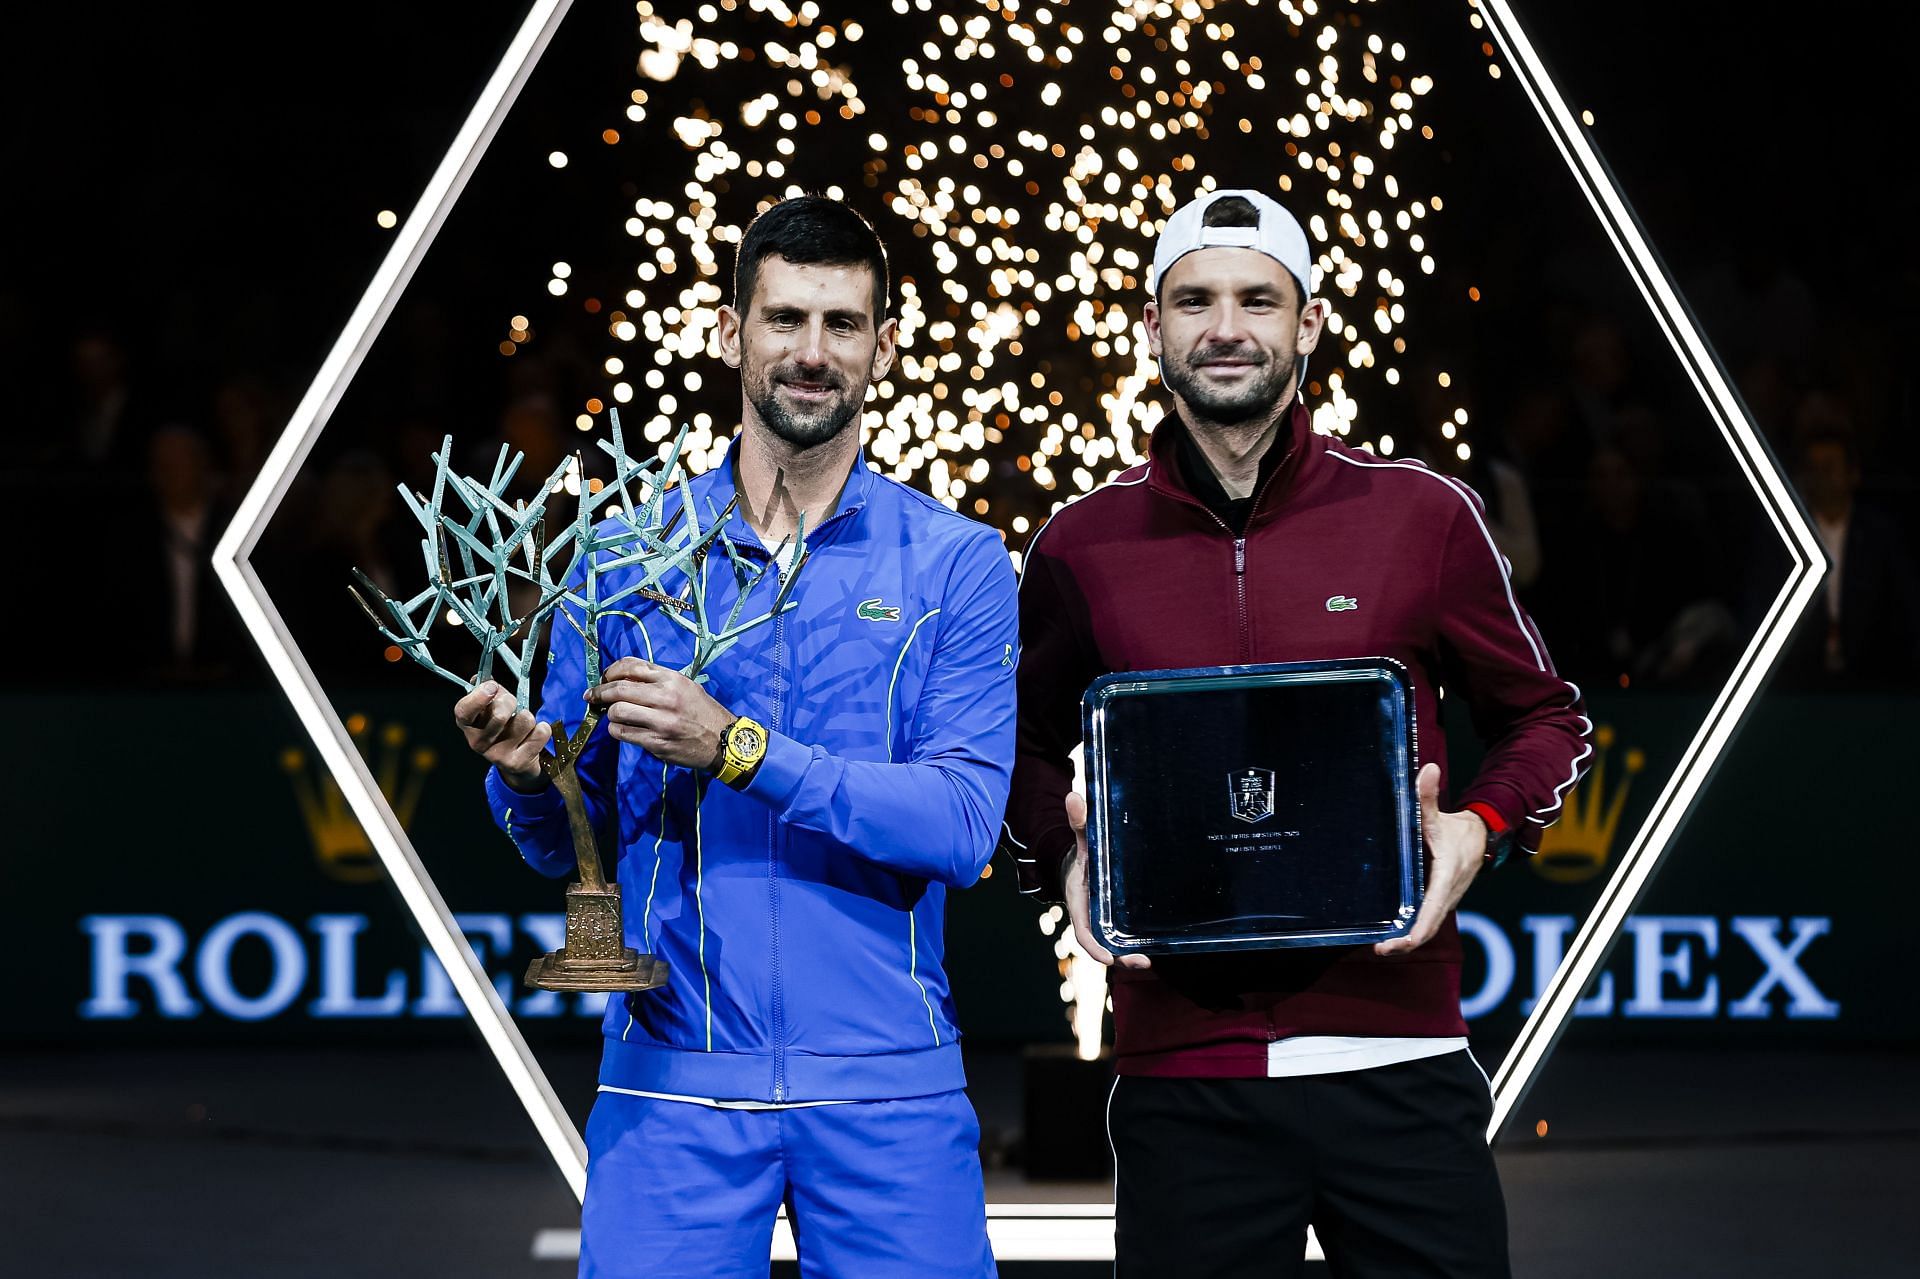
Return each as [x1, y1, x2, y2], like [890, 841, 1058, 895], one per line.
[1150, 189, 1313, 302]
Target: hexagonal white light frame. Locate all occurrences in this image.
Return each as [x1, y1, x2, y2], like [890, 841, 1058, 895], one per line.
[213, 0, 1824, 1262]
[1473, 0, 1823, 1140]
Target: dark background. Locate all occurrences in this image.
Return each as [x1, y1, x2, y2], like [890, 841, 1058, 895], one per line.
[3, 2, 1913, 1275]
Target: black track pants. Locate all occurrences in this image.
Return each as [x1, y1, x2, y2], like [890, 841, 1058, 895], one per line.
[1109, 1052, 1510, 1278]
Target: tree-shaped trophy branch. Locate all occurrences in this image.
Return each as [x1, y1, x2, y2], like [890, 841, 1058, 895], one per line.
[350, 411, 808, 993]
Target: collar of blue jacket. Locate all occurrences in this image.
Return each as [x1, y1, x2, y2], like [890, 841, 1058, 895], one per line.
[699, 433, 880, 554]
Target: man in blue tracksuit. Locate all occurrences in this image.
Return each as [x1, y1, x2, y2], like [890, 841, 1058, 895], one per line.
[453, 197, 1015, 1277]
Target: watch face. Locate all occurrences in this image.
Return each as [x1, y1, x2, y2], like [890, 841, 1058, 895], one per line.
[733, 724, 765, 755]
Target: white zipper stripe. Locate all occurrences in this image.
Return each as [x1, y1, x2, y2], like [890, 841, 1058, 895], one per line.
[695, 551, 714, 1052]
[886, 609, 944, 755]
[1104, 1073, 1122, 1238]
[599, 606, 675, 967]
[641, 761, 669, 956]
[599, 607, 667, 1037]
[695, 775, 711, 1052]
[909, 911, 940, 1047]
[888, 608, 946, 1047]
[620, 613, 668, 956]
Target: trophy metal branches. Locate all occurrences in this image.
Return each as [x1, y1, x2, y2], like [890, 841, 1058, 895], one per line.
[350, 411, 808, 993]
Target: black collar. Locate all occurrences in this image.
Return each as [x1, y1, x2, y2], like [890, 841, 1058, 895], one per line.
[1168, 415, 1287, 535]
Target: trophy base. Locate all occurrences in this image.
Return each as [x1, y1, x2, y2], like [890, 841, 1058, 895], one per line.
[524, 949, 670, 993]
[524, 882, 669, 992]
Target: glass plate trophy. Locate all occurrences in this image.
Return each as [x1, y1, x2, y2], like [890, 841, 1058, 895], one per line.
[1083, 657, 1423, 955]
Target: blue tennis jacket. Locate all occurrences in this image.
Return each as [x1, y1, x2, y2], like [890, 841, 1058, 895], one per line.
[485, 443, 1019, 1103]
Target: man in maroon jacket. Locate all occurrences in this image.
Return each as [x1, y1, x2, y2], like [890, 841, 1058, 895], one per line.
[1004, 190, 1592, 1277]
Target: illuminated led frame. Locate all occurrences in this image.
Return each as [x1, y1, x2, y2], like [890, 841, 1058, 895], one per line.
[212, 0, 1824, 1262]
[1473, 0, 1823, 1141]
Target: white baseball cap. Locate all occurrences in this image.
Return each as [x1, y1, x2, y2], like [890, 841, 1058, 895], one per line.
[1150, 189, 1313, 303]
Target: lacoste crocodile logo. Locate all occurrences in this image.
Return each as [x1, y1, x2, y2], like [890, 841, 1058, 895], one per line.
[857, 597, 902, 622]
[1326, 595, 1359, 613]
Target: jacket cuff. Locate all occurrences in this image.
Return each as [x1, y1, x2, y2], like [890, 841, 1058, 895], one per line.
[1008, 835, 1075, 903]
[740, 729, 811, 809]
[486, 765, 563, 827]
[1456, 781, 1524, 840]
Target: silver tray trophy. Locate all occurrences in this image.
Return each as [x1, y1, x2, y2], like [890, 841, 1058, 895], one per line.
[1083, 658, 1424, 955]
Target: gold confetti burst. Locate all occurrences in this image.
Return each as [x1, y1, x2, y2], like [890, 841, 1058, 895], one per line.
[523, 0, 1470, 537]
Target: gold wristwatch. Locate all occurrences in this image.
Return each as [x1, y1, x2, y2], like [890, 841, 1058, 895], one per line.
[714, 715, 768, 788]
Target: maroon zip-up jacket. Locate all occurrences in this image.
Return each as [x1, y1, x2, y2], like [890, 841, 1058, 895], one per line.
[1004, 400, 1592, 1076]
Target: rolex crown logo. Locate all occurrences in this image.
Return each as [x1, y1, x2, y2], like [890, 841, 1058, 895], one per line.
[282, 714, 438, 883]
[1532, 724, 1644, 884]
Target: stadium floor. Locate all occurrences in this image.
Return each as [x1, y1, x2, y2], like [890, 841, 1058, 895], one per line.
[4, 1043, 1913, 1277]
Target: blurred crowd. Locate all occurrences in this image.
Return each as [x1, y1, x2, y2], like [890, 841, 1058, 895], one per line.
[9, 226, 1916, 696]
[1451, 222, 1920, 694]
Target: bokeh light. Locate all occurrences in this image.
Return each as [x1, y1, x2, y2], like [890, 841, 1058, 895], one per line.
[514, 0, 1478, 542]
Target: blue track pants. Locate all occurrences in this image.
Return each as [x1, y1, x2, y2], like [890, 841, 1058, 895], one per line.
[579, 1088, 997, 1278]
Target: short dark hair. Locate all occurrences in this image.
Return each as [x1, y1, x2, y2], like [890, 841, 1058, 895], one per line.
[1202, 195, 1261, 229]
[733, 196, 889, 321]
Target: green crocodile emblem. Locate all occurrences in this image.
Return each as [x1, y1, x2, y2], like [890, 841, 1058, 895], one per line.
[857, 597, 902, 623]
[1326, 595, 1359, 613]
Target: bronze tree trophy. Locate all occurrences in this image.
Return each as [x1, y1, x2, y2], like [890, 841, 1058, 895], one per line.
[350, 414, 807, 993]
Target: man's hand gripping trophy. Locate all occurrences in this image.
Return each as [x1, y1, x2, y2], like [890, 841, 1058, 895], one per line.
[350, 412, 807, 992]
